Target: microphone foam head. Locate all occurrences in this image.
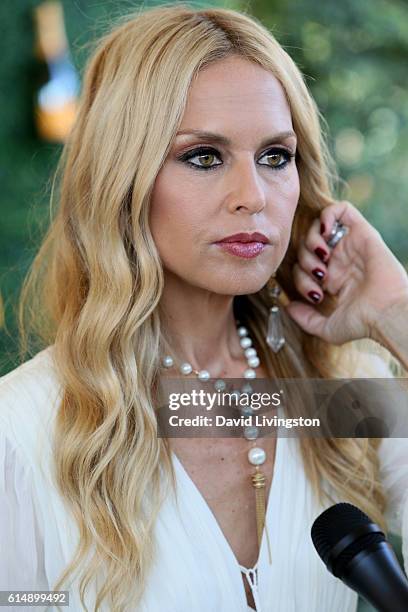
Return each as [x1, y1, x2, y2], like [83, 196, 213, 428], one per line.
[311, 502, 385, 577]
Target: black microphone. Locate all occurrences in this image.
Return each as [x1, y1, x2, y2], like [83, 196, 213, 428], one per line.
[311, 502, 408, 612]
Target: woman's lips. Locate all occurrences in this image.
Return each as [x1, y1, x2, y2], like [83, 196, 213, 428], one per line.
[215, 241, 267, 259]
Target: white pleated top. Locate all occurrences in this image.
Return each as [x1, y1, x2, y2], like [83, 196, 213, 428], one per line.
[1, 346, 408, 612]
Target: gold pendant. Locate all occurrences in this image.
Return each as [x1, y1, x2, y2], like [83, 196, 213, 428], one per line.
[251, 466, 272, 564]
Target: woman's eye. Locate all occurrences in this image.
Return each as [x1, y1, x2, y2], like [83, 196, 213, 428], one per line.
[178, 147, 222, 171]
[178, 146, 295, 171]
[259, 150, 294, 168]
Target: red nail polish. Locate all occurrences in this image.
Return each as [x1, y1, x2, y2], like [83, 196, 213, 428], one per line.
[314, 247, 328, 262]
[312, 268, 325, 281]
[320, 223, 326, 235]
[308, 291, 321, 303]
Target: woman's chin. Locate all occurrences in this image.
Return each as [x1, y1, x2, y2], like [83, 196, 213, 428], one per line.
[204, 275, 272, 296]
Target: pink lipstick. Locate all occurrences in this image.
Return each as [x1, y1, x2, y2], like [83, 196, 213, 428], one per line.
[214, 231, 270, 259]
[215, 242, 267, 258]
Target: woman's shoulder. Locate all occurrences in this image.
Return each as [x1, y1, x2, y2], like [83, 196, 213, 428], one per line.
[0, 346, 62, 462]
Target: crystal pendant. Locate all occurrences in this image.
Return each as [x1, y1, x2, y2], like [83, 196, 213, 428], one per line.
[266, 305, 285, 353]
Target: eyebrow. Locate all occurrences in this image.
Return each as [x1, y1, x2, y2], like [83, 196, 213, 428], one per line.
[175, 129, 297, 148]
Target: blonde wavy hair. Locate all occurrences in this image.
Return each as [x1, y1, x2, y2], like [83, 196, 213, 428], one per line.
[17, 3, 395, 610]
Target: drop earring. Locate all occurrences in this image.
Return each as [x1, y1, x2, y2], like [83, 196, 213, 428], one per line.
[266, 274, 285, 353]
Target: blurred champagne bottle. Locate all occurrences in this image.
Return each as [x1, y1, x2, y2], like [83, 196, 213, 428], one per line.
[33, 1, 80, 142]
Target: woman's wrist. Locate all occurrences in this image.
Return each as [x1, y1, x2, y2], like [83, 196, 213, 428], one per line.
[369, 291, 408, 371]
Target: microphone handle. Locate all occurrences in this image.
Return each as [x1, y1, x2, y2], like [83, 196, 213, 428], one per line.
[342, 541, 408, 612]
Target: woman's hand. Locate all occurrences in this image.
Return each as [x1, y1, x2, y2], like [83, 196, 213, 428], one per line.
[285, 200, 408, 345]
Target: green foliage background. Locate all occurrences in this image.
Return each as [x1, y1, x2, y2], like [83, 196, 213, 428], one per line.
[0, 1, 406, 608]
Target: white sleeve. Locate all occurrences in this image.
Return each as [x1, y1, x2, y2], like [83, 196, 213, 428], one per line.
[353, 353, 408, 571]
[0, 427, 50, 591]
[378, 436, 408, 573]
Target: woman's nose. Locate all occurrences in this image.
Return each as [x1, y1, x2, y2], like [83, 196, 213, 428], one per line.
[226, 158, 267, 214]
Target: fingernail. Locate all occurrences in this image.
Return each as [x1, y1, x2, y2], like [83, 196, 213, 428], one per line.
[312, 268, 325, 281]
[308, 291, 321, 303]
[314, 247, 328, 262]
[320, 223, 326, 235]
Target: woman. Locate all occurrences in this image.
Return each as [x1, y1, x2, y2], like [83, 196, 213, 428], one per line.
[1, 3, 407, 611]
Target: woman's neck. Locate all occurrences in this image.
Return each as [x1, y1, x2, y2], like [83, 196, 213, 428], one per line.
[159, 276, 245, 374]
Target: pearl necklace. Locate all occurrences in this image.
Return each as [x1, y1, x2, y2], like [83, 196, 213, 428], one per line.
[162, 322, 260, 381]
[161, 320, 272, 565]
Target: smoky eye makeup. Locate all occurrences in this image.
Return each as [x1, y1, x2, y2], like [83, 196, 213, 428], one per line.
[175, 145, 296, 172]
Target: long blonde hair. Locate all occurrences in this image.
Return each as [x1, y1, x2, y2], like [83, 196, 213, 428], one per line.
[17, 3, 391, 610]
